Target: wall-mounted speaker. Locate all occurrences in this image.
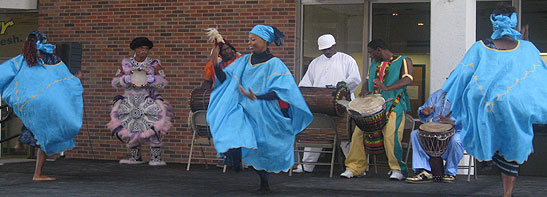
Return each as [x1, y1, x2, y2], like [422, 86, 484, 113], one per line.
[55, 42, 82, 76]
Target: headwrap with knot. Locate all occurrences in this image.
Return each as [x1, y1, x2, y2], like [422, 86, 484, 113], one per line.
[27, 31, 56, 54]
[24, 31, 61, 65]
[490, 12, 522, 41]
[249, 25, 286, 46]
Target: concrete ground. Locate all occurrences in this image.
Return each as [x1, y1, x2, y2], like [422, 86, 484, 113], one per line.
[1, 158, 546, 196]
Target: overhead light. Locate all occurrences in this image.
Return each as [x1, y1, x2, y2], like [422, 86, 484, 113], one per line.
[392, 13, 398, 16]
[417, 22, 424, 26]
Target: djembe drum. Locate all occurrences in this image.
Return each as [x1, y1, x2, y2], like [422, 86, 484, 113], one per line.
[347, 94, 387, 154]
[299, 87, 350, 116]
[417, 122, 455, 181]
[188, 88, 212, 112]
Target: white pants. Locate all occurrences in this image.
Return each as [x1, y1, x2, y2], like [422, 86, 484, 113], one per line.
[296, 141, 351, 172]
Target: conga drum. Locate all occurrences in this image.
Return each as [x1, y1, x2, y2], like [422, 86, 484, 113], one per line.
[188, 88, 212, 112]
[418, 122, 455, 181]
[346, 94, 387, 154]
[299, 87, 350, 116]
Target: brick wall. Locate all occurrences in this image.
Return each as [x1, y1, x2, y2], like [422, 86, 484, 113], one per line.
[38, 0, 347, 164]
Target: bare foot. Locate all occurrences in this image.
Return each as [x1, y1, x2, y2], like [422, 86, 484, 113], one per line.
[33, 175, 56, 181]
[14, 143, 25, 150]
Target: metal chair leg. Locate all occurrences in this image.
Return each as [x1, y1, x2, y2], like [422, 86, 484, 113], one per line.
[200, 146, 208, 169]
[186, 130, 197, 171]
[467, 154, 472, 183]
[374, 154, 378, 174]
[329, 139, 337, 178]
[405, 141, 412, 163]
[473, 155, 477, 180]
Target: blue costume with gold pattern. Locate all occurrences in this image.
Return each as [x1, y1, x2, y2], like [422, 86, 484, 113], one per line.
[442, 40, 547, 164]
[0, 55, 83, 155]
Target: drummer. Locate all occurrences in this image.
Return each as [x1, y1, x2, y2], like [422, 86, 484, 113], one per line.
[341, 39, 413, 180]
[295, 34, 361, 173]
[405, 89, 464, 183]
[200, 29, 241, 89]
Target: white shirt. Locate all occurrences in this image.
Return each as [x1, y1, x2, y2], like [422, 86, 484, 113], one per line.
[299, 52, 361, 99]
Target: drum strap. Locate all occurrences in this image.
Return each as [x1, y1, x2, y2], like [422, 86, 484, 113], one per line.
[386, 91, 405, 118]
[440, 91, 447, 116]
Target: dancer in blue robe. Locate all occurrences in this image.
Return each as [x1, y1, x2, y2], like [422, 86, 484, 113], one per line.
[207, 25, 313, 194]
[0, 31, 83, 181]
[442, 4, 547, 196]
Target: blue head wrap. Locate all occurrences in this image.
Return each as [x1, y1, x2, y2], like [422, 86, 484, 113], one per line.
[249, 25, 286, 46]
[490, 12, 522, 41]
[27, 31, 56, 54]
[25, 31, 61, 65]
[35, 40, 56, 54]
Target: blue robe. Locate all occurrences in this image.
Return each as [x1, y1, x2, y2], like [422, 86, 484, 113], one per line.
[442, 40, 547, 164]
[0, 55, 83, 155]
[207, 54, 313, 173]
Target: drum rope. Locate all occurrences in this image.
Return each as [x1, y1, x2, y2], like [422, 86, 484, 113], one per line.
[364, 91, 404, 140]
[202, 89, 210, 111]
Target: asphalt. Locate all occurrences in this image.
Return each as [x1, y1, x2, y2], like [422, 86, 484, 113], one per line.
[1, 158, 546, 196]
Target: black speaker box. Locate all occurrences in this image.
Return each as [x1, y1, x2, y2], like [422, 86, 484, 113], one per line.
[55, 42, 82, 75]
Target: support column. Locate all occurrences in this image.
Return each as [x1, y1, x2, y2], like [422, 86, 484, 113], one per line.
[430, 0, 476, 92]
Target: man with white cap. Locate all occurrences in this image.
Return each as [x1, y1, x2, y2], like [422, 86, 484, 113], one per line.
[296, 34, 361, 173]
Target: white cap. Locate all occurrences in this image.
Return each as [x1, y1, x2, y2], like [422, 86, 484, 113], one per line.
[317, 34, 336, 50]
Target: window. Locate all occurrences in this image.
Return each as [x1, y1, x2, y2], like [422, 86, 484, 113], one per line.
[521, 0, 547, 52]
[371, 3, 430, 53]
[371, 2, 430, 117]
[301, 3, 364, 76]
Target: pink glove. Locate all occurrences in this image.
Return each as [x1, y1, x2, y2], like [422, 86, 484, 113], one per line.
[146, 75, 156, 83]
[123, 75, 131, 84]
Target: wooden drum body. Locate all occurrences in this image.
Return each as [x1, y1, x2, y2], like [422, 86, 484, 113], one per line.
[417, 122, 455, 180]
[299, 87, 350, 116]
[417, 122, 455, 157]
[188, 87, 350, 116]
[188, 88, 212, 112]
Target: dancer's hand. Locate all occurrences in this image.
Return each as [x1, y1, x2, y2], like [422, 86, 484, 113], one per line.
[421, 104, 435, 116]
[238, 85, 257, 100]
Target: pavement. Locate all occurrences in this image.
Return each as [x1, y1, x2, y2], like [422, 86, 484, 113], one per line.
[1, 158, 546, 196]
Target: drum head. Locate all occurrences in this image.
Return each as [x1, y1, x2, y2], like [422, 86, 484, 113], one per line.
[419, 122, 453, 132]
[348, 94, 385, 116]
[131, 70, 148, 87]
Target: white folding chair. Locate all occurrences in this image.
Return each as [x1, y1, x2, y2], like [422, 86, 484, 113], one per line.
[290, 113, 341, 178]
[186, 110, 226, 172]
[404, 114, 419, 163]
[457, 151, 478, 182]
